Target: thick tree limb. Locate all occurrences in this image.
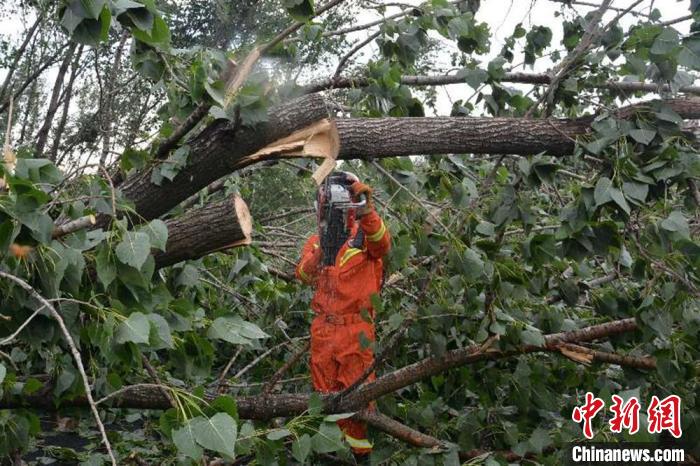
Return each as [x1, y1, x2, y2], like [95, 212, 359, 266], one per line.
[329, 98, 700, 160]
[115, 94, 330, 223]
[34, 42, 77, 158]
[302, 72, 700, 95]
[154, 195, 252, 268]
[0, 318, 646, 419]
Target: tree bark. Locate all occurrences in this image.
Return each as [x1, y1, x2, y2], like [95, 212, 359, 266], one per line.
[0, 318, 644, 417]
[154, 195, 252, 268]
[332, 98, 700, 159]
[35, 43, 77, 158]
[116, 93, 330, 222]
[49, 46, 83, 163]
[99, 32, 129, 168]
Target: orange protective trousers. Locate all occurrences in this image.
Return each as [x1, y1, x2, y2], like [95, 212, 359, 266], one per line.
[296, 210, 390, 454]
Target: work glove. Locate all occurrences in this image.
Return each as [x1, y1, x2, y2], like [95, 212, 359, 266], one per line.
[350, 181, 373, 216]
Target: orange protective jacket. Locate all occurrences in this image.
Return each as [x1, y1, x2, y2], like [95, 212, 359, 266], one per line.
[296, 208, 390, 453]
[295, 209, 391, 316]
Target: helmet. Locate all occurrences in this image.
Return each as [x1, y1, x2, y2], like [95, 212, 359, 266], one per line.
[316, 171, 361, 266]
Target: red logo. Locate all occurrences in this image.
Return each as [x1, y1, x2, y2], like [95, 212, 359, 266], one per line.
[647, 395, 682, 438]
[572, 392, 605, 439]
[609, 394, 641, 435]
[572, 393, 682, 439]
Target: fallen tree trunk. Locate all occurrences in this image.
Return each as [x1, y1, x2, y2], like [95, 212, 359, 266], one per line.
[105, 96, 700, 225]
[154, 195, 252, 268]
[0, 318, 648, 417]
[197, 97, 700, 173]
[303, 72, 700, 95]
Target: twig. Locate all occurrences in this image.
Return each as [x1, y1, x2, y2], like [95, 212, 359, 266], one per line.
[333, 30, 382, 79]
[0, 272, 117, 466]
[0, 304, 46, 346]
[232, 341, 289, 380]
[214, 347, 243, 393]
[261, 341, 310, 394]
[371, 160, 458, 242]
[526, 0, 613, 118]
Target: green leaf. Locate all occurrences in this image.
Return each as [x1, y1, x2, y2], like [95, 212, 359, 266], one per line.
[266, 428, 292, 440]
[308, 392, 323, 416]
[528, 427, 551, 454]
[650, 28, 680, 55]
[175, 264, 200, 287]
[61, 7, 83, 33]
[283, 0, 314, 21]
[67, 0, 106, 19]
[487, 56, 507, 80]
[0, 363, 6, 385]
[207, 316, 269, 345]
[520, 328, 545, 346]
[125, 8, 154, 33]
[172, 423, 203, 460]
[660, 211, 690, 238]
[610, 188, 631, 215]
[679, 38, 700, 69]
[147, 313, 173, 349]
[311, 422, 345, 453]
[292, 433, 312, 463]
[112, 0, 143, 14]
[71, 7, 111, 46]
[115, 231, 151, 270]
[115, 312, 151, 344]
[622, 181, 648, 203]
[323, 413, 355, 422]
[131, 15, 170, 46]
[629, 129, 656, 145]
[141, 219, 168, 252]
[594, 177, 613, 206]
[95, 246, 116, 288]
[459, 68, 488, 90]
[191, 413, 237, 459]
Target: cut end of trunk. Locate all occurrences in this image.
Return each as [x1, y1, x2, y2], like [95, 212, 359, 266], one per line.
[154, 195, 255, 268]
[232, 195, 252, 247]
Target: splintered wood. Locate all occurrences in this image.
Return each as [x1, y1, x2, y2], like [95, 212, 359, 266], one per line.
[558, 344, 594, 366]
[223, 47, 261, 109]
[247, 118, 340, 185]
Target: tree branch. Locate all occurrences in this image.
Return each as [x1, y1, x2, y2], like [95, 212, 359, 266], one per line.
[0, 318, 646, 420]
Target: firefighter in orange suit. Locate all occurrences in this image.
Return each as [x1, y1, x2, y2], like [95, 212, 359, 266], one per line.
[295, 171, 391, 455]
